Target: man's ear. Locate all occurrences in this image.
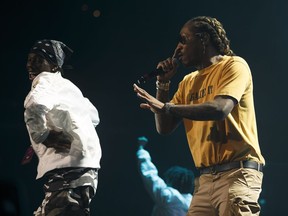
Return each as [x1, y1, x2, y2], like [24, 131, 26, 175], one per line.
[198, 32, 210, 45]
[51, 65, 60, 72]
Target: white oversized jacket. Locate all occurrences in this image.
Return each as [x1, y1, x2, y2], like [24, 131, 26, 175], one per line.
[24, 71, 101, 179]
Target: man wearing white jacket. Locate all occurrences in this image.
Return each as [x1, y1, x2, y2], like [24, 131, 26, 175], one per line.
[24, 39, 101, 216]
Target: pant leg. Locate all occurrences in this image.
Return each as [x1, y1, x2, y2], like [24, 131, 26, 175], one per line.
[219, 168, 263, 216]
[187, 168, 263, 216]
[187, 174, 218, 216]
[33, 186, 95, 216]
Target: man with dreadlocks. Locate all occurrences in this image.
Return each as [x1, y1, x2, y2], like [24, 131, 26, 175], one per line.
[133, 16, 265, 216]
[24, 39, 101, 216]
[136, 136, 194, 216]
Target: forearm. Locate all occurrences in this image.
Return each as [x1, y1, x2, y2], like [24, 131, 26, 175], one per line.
[155, 83, 181, 135]
[164, 100, 228, 121]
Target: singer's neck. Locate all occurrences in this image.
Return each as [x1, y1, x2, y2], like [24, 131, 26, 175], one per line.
[210, 55, 224, 65]
[196, 50, 223, 70]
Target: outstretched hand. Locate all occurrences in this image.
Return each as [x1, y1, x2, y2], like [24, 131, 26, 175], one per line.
[133, 84, 165, 114]
[137, 136, 148, 149]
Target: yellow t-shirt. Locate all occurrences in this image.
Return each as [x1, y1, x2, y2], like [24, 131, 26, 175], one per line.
[171, 55, 265, 168]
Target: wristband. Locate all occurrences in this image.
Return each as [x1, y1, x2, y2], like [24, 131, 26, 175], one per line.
[156, 80, 170, 91]
[163, 103, 173, 115]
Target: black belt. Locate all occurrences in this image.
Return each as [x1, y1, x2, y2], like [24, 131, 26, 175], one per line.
[199, 160, 263, 175]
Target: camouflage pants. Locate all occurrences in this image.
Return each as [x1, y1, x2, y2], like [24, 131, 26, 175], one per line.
[34, 168, 98, 216]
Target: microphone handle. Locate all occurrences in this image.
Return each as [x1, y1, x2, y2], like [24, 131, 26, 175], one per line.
[137, 57, 179, 84]
[137, 68, 165, 84]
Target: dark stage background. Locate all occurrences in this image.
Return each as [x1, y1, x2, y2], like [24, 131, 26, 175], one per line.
[1, 0, 287, 215]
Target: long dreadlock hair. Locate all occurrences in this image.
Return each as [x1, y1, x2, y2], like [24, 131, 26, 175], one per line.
[163, 166, 195, 194]
[187, 16, 235, 56]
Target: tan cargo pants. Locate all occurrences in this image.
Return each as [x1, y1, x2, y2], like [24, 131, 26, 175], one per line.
[187, 168, 263, 216]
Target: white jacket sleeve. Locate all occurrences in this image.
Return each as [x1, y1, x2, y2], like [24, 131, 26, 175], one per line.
[84, 98, 100, 127]
[24, 104, 50, 143]
[24, 76, 55, 144]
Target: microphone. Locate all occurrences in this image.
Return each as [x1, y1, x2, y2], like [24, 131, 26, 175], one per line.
[137, 68, 166, 84]
[137, 58, 179, 84]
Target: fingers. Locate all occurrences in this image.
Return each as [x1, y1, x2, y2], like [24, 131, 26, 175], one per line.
[137, 136, 148, 143]
[133, 84, 159, 113]
[140, 103, 151, 109]
[157, 57, 175, 72]
[133, 83, 139, 91]
[133, 84, 149, 101]
[133, 83, 143, 93]
[137, 136, 148, 148]
[133, 84, 145, 95]
[173, 46, 181, 59]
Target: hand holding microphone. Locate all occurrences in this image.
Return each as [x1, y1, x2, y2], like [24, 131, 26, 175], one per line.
[134, 49, 180, 114]
[137, 52, 180, 84]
